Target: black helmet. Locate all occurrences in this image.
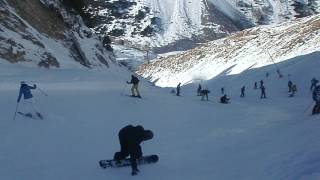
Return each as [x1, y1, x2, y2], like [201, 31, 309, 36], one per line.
[142, 130, 153, 141]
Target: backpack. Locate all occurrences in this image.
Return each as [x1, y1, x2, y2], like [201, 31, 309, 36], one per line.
[132, 76, 139, 84]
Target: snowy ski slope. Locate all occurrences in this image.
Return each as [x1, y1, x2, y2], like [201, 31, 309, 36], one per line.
[0, 49, 320, 179]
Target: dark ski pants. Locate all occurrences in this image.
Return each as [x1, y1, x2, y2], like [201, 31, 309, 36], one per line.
[114, 139, 142, 171]
[312, 102, 320, 115]
[201, 93, 208, 101]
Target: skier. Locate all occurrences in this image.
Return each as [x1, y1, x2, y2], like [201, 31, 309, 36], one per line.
[310, 78, 318, 91]
[266, 72, 269, 78]
[254, 82, 257, 89]
[312, 84, 320, 115]
[17, 81, 43, 119]
[197, 84, 202, 96]
[127, 75, 141, 98]
[176, 83, 181, 96]
[259, 80, 264, 89]
[290, 84, 297, 97]
[260, 85, 266, 99]
[221, 87, 224, 95]
[113, 125, 154, 176]
[200, 89, 210, 101]
[240, 86, 245, 97]
[277, 69, 283, 78]
[288, 80, 293, 92]
[220, 94, 230, 104]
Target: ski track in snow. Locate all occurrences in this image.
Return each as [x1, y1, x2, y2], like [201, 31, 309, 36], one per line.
[1, 50, 320, 180]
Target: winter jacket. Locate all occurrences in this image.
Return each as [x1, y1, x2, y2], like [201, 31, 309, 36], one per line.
[118, 125, 146, 158]
[17, 84, 36, 102]
[128, 76, 139, 85]
[313, 86, 320, 102]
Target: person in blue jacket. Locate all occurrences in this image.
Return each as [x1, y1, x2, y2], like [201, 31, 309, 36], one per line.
[312, 84, 320, 115]
[17, 81, 43, 119]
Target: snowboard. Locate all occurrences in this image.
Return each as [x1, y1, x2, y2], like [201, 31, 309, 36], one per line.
[99, 155, 158, 168]
[17, 112, 43, 120]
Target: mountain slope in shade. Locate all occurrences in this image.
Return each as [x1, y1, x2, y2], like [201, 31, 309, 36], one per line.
[0, 0, 115, 68]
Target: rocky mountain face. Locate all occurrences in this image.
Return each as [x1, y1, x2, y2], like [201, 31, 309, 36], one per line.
[76, 0, 243, 52]
[136, 14, 320, 87]
[0, 0, 115, 68]
[70, 0, 319, 53]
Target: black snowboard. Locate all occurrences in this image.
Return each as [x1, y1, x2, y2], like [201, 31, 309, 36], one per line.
[99, 155, 158, 168]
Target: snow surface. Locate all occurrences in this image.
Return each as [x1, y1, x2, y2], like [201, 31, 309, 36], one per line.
[1, 48, 320, 180]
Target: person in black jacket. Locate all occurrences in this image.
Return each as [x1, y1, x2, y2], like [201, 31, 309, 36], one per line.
[127, 75, 141, 98]
[114, 125, 154, 176]
[220, 94, 230, 104]
[312, 85, 320, 115]
[200, 89, 210, 101]
[176, 83, 181, 96]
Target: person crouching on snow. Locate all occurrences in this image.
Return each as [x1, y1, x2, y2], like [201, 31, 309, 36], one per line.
[17, 81, 43, 119]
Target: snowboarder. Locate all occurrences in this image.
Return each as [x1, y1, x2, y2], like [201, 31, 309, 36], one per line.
[113, 125, 154, 176]
[127, 75, 141, 98]
[310, 78, 318, 91]
[220, 94, 230, 104]
[288, 80, 293, 92]
[17, 81, 43, 119]
[221, 87, 224, 95]
[260, 85, 266, 99]
[254, 82, 257, 89]
[200, 89, 210, 101]
[197, 84, 202, 96]
[240, 86, 245, 97]
[176, 83, 181, 96]
[312, 85, 320, 115]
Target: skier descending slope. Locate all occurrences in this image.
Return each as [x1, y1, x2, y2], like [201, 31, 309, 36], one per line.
[176, 83, 181, 96]
[127, 75, 141, 98]
[17, 81, 43, 119]
[113, 125, 154, 176]
[312, 84, 320, 115]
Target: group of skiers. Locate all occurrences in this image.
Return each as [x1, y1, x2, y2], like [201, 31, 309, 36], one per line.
[183, 77, 319, 115]
[15, 74, 320, 176]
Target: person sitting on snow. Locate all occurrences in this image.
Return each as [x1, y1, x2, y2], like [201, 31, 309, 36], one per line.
[220, 94, 230, 104]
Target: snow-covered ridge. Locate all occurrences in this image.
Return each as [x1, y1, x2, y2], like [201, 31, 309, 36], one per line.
[84, 0, 241, 51]
[83, 0, 319, 52]
[0, 0, 115, 68]
[137, 14, 320, 87]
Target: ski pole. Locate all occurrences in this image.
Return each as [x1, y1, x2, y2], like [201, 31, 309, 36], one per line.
[13, 102, 19, 120]
[303, 102, 314, 115]
[37, 87, 48, 96]
[120, 83, 128, 96]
